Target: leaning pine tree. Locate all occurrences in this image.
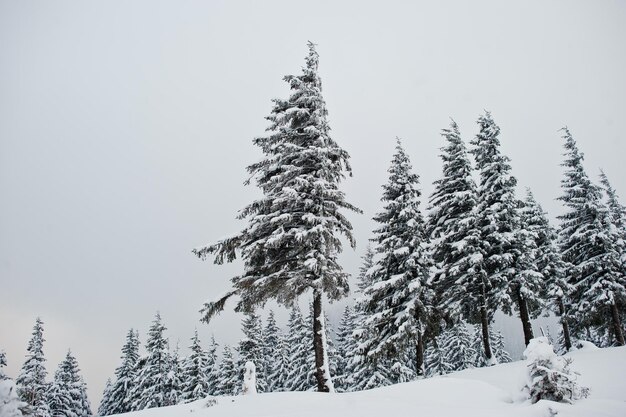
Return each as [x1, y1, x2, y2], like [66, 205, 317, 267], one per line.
[359, 138, 432, 377]
[193, 42, 360, 392]
[557, 128, 625, 346]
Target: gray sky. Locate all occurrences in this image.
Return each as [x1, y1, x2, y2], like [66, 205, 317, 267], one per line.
[1, 0, 625, 406]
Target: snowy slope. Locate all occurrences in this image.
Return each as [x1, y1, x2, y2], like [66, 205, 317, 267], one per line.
[112, 346, 626, 417]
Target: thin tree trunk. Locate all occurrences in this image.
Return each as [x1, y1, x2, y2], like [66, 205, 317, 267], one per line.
[557, 297, 572, 351]
[312, 289, 334, 392]
[415, 331, 424, 377]
[480, 285, 494, 364]
[516, 288, 534, 346]
[610, 302, 625, 346]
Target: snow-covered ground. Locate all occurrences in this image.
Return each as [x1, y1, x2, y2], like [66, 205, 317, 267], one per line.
[113, 346, 626, 417]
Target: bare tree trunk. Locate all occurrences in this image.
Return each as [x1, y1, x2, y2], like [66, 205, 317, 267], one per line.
[312, 289, 334, 392]
[480, 284, 494, 364]
[557, 297, 572, 351]
[516, 288, 534, 346]
[415, 331, 424, 377]
[610, 302, 625, 346]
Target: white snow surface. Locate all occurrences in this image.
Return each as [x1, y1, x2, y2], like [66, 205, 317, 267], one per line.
[112, 346, 626, 417]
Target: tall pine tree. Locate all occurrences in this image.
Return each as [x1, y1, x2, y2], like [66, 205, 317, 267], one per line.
[359, 138, 432, 376]
[48, 351, 91, 417]
[180, 330, 211, 402]
[214, 346, 238, 396]
[130, 313, 171, 410]
[557, 128, 625, 346]
[16, 318, 50, 417]
[98, 329, 139, 415]
[193, 42, 360, 393]
[263, 311, 287, 392]
[237, 312, 266, 393]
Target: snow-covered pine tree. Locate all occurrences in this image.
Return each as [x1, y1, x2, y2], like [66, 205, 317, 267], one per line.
[130, 313, 170, 410]
[359, 138, 432, 377]
[0, 350, 7, 381]
[557, 128, 626, 346]
[163, 342, 182, 406]
[523, 337, 588, 403]
[356, 245, 375, 293]
[439, 323, 476, 373]
[334, 305, 358, 392]
[98, 329, 139, 415]
[510, 196, 545, 345]
[427, 120, 486, 357]
[214, 346, 238, 396]
[180, 330, 210, 402]
[193, 42, 360, 393]
[471, 112, 538, 353]
[48, 351, 91, 417]
[490, 329, 512, 364]
[97, 379, 113, 416]
[236, 313, 266, 393]
[523, 189, 573, 351]
[263, 311, 287, 392]
[284, 305, 311, 391]
[205, 336, 219, 395]
[16, 317, 50, 417]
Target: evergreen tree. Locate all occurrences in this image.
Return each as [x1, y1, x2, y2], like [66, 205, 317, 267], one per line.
[236, 313, 266, 393]
[97, 379, 113, 417]
[0, 351, 7, 381]
[427, 120, 485, 354]
[439, 324, 476, 373]
[263, 311, 287, 392]
[356, 245, 376, 293]
[214, 346, 238, 396]
[490, 329, 512, 364]
[599, 170, 626, 232]
[99, 329, 139, 415]
[163, 342, 182, 406]
[523, 190, 573, 351]
[424, 336, 447, 377]
[180, 330, 210, 402]
[557, 128, 626, 346]
[284, 305, 311, 391]
[205, 336, 219, 395]
[193, 42, 360, 392]
[16, 318, 50, 417]
[48, 351, 91, 417]
[130, 313, 170, 410]
[471, 112, 538, 354]
[334, 306, 358, 392]
[359, 139, 432, 376]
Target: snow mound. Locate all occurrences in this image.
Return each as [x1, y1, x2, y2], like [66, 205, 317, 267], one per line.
[113, 346, 626, 417]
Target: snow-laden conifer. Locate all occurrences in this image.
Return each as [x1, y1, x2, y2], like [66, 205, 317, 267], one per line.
[470, 112, 539, 354]
[16, 318, 50, 417]
[263, 311, 287, 392]
[180, 330, 211, 402]
[284, 305, 311, 391]
[359, 138, 432, 376]
[523, 190, 573, 351]
[97, 379, 113, 416]
[48, 351, 91, 417]
[427, 120, 488, 356]
[236, 313, 266, 393]
[439, 324, 476, 373]
[490, 329, 512, 364]
[424, 337, 446, 377]
[334, 305, 358, 392]
[557, 128, 625, 346]
[193, 42, 360, 393]
[98, 329, 139, 415]
[205, 336, 219, 395]
[214, 346, 238, 396]
[163, 342, 182, 406]
[0, 379, 26, 417]
[0, 351, 7, 381]
[130, 313, 170, 410]
[522, 337, 588, 403]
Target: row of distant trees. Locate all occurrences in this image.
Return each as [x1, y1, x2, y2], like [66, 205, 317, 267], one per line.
[193, 42, 625, 393]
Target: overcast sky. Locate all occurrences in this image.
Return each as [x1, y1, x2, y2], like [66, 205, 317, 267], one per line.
[1, 0, 625, 407]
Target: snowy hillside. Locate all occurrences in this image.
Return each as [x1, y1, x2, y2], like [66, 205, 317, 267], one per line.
[111, 346, 626, 417]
